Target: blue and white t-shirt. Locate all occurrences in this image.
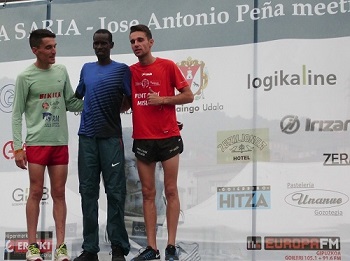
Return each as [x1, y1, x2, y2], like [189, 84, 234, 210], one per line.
[76, 60, 131, 138]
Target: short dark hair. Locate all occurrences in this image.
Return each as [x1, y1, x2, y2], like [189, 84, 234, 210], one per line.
[94, 29, 113, 42]
[130, 24, 152, 39]
[29, 29, 56, 48]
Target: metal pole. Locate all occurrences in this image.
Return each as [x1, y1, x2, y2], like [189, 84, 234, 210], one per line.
[252, 0, 259, 260]
[1, 0, 47, 8]
[46, 0, 52, 22]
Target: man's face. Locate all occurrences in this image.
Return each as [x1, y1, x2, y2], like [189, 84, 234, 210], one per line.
[129, 31, 153, 58]
[32, 37, 56, 66]
[93, 33, 113, 60]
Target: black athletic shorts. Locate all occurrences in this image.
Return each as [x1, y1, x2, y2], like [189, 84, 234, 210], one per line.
[132, 136, 183, 162]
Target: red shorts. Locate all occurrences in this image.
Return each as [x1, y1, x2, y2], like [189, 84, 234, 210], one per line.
[26, 145, 69, 165]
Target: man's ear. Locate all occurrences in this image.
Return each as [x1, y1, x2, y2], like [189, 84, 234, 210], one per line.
[110, 41, 115, 49]
[31, 47, 38, 55]
[149, 38, 154, 47]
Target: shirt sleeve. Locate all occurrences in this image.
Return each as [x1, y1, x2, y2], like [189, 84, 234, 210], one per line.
[75, 65, 86, 99]
[170, 61, 189, 91]
[12, 73, 28, 150]
[63, 65, 84, 112]
[122, 65, 132, 98]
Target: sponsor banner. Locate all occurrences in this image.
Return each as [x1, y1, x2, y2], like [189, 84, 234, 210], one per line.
[4, 231, 53, 260]
[284, 189, 349, 209]
[11, 186, 50, 207]
[2, 0, 350, 62]
[217, 185, 271, 210]
[217, 129, 270, 164]
[285, 179, 349, 218]
[281, 115, 350, 134]
[323, 153, 350, 166]
[247, 236, 343, 260]
[264, 236, 340, 251]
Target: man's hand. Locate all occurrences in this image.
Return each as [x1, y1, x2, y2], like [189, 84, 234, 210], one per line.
[15, 150, 27, 170]
[147, 88, 163, 106]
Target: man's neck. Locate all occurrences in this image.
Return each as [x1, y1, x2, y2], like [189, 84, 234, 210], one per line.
[98, 58, 112, 66]
[34, 61, 51, 70]
[139, 55, 156, 66]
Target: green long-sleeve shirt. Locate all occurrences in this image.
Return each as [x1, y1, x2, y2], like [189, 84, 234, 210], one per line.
[12, 64, 83, 150]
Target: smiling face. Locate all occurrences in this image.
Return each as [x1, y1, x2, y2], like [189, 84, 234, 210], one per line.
[93, 32, 114, 63]
[32, 37, 56, 69]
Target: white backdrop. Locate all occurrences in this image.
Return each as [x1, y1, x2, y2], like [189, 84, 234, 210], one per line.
[1, 0, 350, 260]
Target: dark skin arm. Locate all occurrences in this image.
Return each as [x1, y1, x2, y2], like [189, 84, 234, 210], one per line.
[120, 95, 132, 112]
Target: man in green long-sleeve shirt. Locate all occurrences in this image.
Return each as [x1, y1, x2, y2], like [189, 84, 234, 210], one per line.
[11, 29, 82, 261]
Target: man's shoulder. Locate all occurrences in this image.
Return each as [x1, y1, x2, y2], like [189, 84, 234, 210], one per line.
[130, 62, 139, 69]
[19, 63, 36, 73]
[82, 61, 97, 68]
[17, 64, 39, 79]
[156, 57, 174, 64]
[111, 60, 130, 69]
[51, 64, 67, 71]
[79, 62, 99, 74]
[154, 58, 178, 70]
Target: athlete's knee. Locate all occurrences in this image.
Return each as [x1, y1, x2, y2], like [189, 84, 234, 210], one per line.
[141, 186, 156, 201]
[164, 185, 178, 200]
[30, 191, 44, 202]
[51, 186, 66, 201]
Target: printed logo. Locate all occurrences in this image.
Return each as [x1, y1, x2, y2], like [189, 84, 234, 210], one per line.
[3, 141, 26, 160]
[42, 101, 60, 110]
[3, 141, 15, 160]
[42, 112, 60, 127]
[217, 185, 271, 210]
[4, 240, 14, 253]
[177, 57, 208, 100]
[280, 115, 300, 134]
[132, 221, 147, 237]
[39, 92, 61, 99]
[247, 236, 262, 250]
[281, 115, 350, 134]
[42, 102, 50, 110]
[264, 237, 340, 250]
[323, 153, 350, 166]
[176, 57, 223, 114]
[4, 231, 53, 260]
[141, 79, 150, 88]
[217, 129, 269, 164]
[284, 189, 349, 209]
[0, 84, 14, 113]
[131, 221, 161, 237]
[50, 100, 60, 109]
[12, 187, 50, 206]
[247, 65, 337, 91]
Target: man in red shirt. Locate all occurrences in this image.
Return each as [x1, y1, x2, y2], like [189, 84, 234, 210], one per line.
[129, 24, 194, 261]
